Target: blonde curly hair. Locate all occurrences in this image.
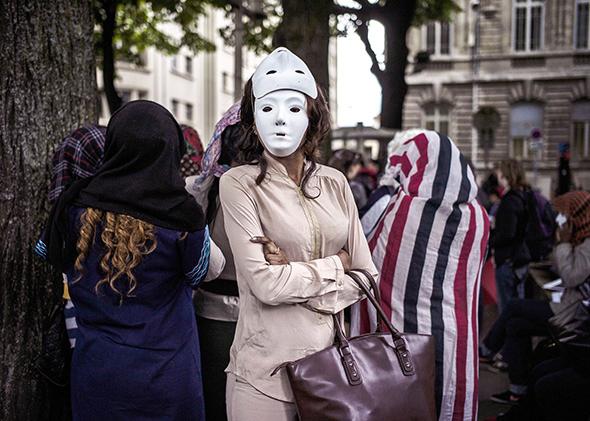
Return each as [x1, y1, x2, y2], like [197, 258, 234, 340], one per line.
[74, 208, 157, 300]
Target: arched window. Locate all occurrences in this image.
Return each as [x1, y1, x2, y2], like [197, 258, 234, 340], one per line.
[510, 102, 543, 159]
[423, 103, 451, 135]
[572, 101, 590, 159]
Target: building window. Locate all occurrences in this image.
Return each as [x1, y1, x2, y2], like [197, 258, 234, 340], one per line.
[572, 101, 590, 159]
[513, 0, 544, 52]
[423, 103, 450, 135]
[576, 0, 590, 49]
[171, 55, 178, 71]
[424, 22, 451, 56]
[186, 103, 193, 121]
[171, 99, 179, 116]
[185, 56, 193, 75]
[510, 102, 543, 159]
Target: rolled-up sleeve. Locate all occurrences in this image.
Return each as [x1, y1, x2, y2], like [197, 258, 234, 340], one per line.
[220, 174, 350, 306]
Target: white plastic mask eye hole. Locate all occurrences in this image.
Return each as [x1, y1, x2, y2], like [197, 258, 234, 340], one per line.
[262, 106, 272, 112]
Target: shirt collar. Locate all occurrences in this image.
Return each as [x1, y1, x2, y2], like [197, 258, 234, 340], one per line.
[262, 150, 312, 182]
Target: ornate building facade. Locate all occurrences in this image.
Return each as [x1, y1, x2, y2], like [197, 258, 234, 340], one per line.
[404, 0, 590, 195]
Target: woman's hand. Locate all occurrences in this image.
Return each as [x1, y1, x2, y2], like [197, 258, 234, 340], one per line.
[556, 221, 573, 244]
[337, 249, 351, 272]
[250, 236, 289, 265]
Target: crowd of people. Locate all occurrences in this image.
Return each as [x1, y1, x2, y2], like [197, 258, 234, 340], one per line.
[34, 47, 589, 421]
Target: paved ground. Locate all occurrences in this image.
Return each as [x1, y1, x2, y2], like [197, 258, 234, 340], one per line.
[478, 304, 512, 421]
[478, 364, 511, 420]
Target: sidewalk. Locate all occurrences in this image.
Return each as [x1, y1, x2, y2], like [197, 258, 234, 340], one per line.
[478, 297, 511, 420]
[479, 364, 511, 420]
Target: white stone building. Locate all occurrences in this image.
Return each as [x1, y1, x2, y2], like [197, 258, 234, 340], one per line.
[97, 8, 262, 143]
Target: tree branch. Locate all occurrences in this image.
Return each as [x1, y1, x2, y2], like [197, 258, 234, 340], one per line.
[331, 1, 384, 22]
[331, 4, 361, 16]
[355, 21, 383, 83]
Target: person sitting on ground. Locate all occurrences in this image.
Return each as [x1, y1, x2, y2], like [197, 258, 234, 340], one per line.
[480, 190, 590, 404]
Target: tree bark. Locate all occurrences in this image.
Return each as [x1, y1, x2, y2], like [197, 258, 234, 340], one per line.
[273, 0, 332, 159]
[376, 0, 416, 131]
[0, 0, 96, 419]
[352, 0, 416, 162]
[101, 0, 122, 114]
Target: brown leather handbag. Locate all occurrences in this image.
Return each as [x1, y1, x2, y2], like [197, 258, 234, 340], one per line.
[285, 270, 436, 421]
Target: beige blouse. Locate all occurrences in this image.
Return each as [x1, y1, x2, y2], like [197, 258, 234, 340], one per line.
[219, 152, 378, 402]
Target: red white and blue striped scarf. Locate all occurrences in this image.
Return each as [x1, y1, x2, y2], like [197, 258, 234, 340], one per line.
[352, 130, 489, 421]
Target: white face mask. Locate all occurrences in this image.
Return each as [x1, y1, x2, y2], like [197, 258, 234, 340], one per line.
[254, 90, 308, 158]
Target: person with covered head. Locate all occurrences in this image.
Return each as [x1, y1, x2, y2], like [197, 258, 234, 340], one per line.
[36, 100, 222, 420]
[180, 124, 205, 178]
[186, 102, 243, 421]
[219, 47, 378, 421]
[45, 124, 107, 349]
[353, 130, 490, 421]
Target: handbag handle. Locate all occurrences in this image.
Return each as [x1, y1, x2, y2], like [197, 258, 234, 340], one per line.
[349, 269, 385, 332]
[345, 271, 416, 376]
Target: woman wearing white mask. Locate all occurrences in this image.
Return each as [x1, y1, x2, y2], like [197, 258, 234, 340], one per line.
[219, 48, 378, 421]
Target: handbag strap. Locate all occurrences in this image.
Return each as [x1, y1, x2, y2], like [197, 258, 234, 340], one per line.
[350, 269, 385, 331]
[346, 271, 416, 376]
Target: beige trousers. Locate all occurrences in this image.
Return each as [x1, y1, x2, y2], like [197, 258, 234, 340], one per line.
[226, 373, 298, 421]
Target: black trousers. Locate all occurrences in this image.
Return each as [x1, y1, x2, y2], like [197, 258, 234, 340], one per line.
[197, 316, 237, 421]
[483, 299, 553, 385]
[501, 356, 590, 421]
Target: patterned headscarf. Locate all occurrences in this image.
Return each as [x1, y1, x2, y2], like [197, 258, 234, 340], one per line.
[553, 190, 590, 246]
[48, 125, 106, 204]
[180, 125, 204, 178]
[187, 102, 241, 210]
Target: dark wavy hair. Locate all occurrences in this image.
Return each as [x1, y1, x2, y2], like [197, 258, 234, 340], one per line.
[206, 123, 243, 224]
[238, 77, 331, 199]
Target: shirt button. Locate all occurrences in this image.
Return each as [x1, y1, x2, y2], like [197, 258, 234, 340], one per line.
[337, 280, 343, 287]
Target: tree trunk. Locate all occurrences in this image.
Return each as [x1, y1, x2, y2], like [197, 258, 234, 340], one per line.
[101, 0, 122, 114]
[0, 1, 96, 419]
[379, 0, 416, 131]
[273, 0, 333, 159]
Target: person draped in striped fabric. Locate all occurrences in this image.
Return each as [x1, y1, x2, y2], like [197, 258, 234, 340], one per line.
[352, 130, 490, 421]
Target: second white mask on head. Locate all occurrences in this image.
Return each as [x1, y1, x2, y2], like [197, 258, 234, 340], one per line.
[254, 90, 308, 158]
